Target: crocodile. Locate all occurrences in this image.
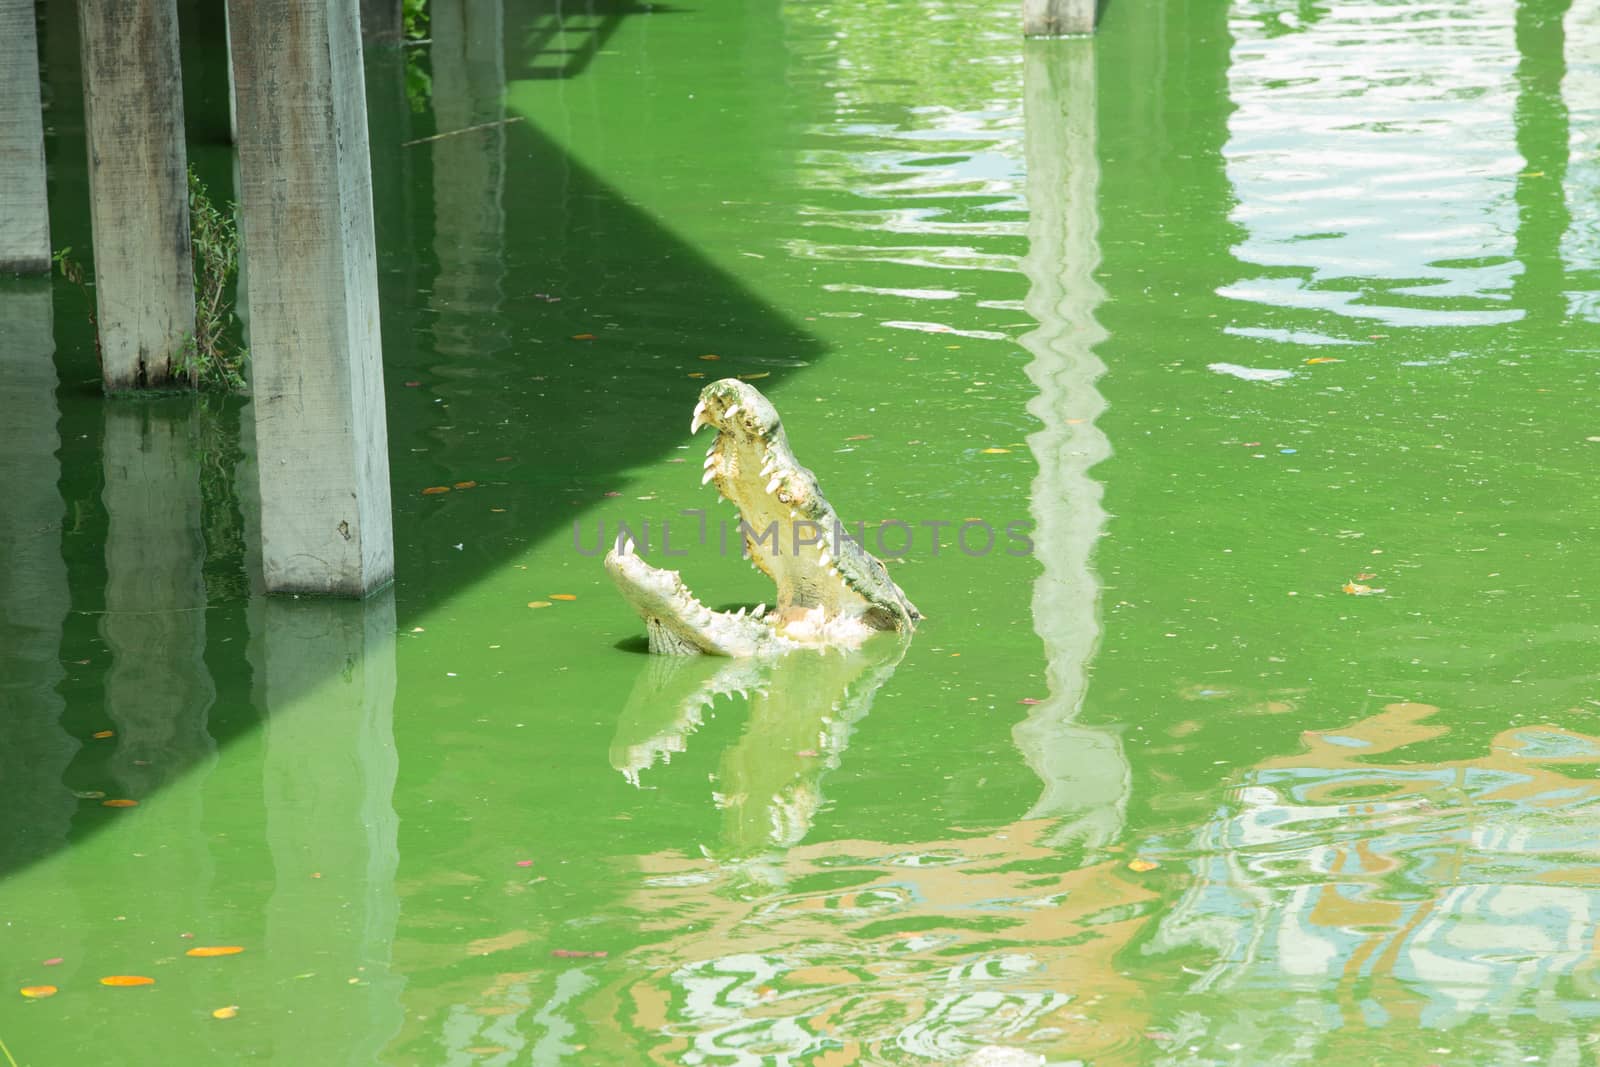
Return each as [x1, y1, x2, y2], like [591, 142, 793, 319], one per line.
[605, 378, 919, 655]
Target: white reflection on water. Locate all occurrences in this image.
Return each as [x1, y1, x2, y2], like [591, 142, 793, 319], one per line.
[1223, 0, 1525, 330]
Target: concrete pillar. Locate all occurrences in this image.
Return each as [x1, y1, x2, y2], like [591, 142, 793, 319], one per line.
[78, 0, 196, 388]
[0, 1, 51, 274]
[1023, 0, 1096, 36]
[227, 0, 395, 596]
[0, 282, 76, 876]
[1013, 41, 1128, 849]
[255, 592, 403, 1061]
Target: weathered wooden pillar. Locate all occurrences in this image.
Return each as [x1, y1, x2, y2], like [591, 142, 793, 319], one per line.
[78, 0, 196, 388]
[1023, 0, 1096, 36]
[0, 1, 51, 274]
[227, 0, 395, 596]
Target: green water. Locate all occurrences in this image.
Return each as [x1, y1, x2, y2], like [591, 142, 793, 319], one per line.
[4, 0, 1600, 1062]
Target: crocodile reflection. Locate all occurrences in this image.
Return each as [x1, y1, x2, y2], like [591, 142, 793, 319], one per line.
[611, 634, 908, 882]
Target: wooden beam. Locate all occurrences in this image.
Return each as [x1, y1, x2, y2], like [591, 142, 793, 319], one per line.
[228, 0, 394, 596]
[79, 0, 196, 388]
[0, 0, 51, 274]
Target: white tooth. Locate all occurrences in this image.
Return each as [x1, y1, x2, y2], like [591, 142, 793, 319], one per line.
[704, 453, 717, 469]
[624, 537, 636, 555]
[818, 550, 830, 567]
[724, 404, 741, 419]
[765, 475, 780, 494]
[690, 400, 708, 435]
[702, 468, 716, 485]
[760, 458, 775, 476]
[613, 532, 626, 554]
[828, 566, 839, 577]
[753, 603, 766, 618]
[735, 607, 745, 617]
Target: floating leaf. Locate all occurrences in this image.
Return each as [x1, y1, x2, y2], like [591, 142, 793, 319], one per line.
[1018, 698, 1044, 706]
[186, 946, 244, 958]
[421, 486, 451, 495]
[92, 729, 115, 739]
[467, 1048, 511, 1056]
[99, 975, 155, 987]
[20, 985, 57, 998]
[980, 448, 1011, 455]
[845, 434, 873, 441]
[549, 594, 577, 601]
[1342, 582, 1383, 596]
[698, 354, 721, 361]
[102, 799, 139, 808]
[212, 1005, 239, 1020]
[527, 601, 552, 609]
[1304, 357, 1344, 365]
[571, 333, 596, 341]
[516, 859, 534, 867]
[687, 372, 706, 379]
[550, 949, 608, 958]
[72, 790, 106, 800]
[454, 480, 479, 490]
[42, 958, 63, 967]
[1127, 859, 1160, 873]
[738, 372, 770, 381]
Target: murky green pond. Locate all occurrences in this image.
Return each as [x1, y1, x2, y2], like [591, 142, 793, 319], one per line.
[5, 0, 1600, 1062]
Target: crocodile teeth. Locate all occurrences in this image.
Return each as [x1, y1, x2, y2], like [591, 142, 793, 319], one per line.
[818, 549, 831, 567]
[703, 453, 717, 469]
[765, 475, 781, 494]
[760, 458, 776, 476]
[690, 400, 708, 435]
[613, 532, 628, 555]
[701, 468, 716, 485]
[724, 404, 741, 420]
[752, 603, 766, 618]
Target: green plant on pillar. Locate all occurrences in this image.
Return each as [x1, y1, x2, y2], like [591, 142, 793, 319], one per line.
[178, 166, 249, 393]
[51, 245, 101, 366]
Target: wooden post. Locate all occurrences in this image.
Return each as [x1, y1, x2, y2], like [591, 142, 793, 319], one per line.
[0, 1, 51, 274]
[78, 0, 196, 388]
[1023, 0, 1096, 36]
[228, 0, 395, 596]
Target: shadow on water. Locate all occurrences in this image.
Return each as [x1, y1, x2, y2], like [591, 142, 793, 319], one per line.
[0, 0, 822, 883]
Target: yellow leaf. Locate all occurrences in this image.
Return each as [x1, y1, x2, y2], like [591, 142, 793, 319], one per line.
[571, 333, 596, 341]
[687, 372, 706, 378]
[1342, 582, 1382, 596]
[980, 448, 1011, 455]
[1304, 357, 1344, 365]
[738, 372, 770, 380]
[698, 354, 720, 361]
[212, 1005, 239, 1020]
[421, 486, 451, 495]
[549, 594, 578, 601]
[527, 601, 552, 609]
[102, 798, 139, 808]
[453, 480, 478, 490]
[99, 975, 155, 987]
[1127, 859, 1160, 873]
[92, 729, 115, 739]
[20, 985, 57, 998]
[186, 946, 245, 958]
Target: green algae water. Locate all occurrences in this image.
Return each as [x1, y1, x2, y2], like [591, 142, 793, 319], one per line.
[5, 0, 1600, 1062]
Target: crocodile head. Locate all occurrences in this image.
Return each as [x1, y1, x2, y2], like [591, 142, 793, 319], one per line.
[605, 379, 919, 656]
